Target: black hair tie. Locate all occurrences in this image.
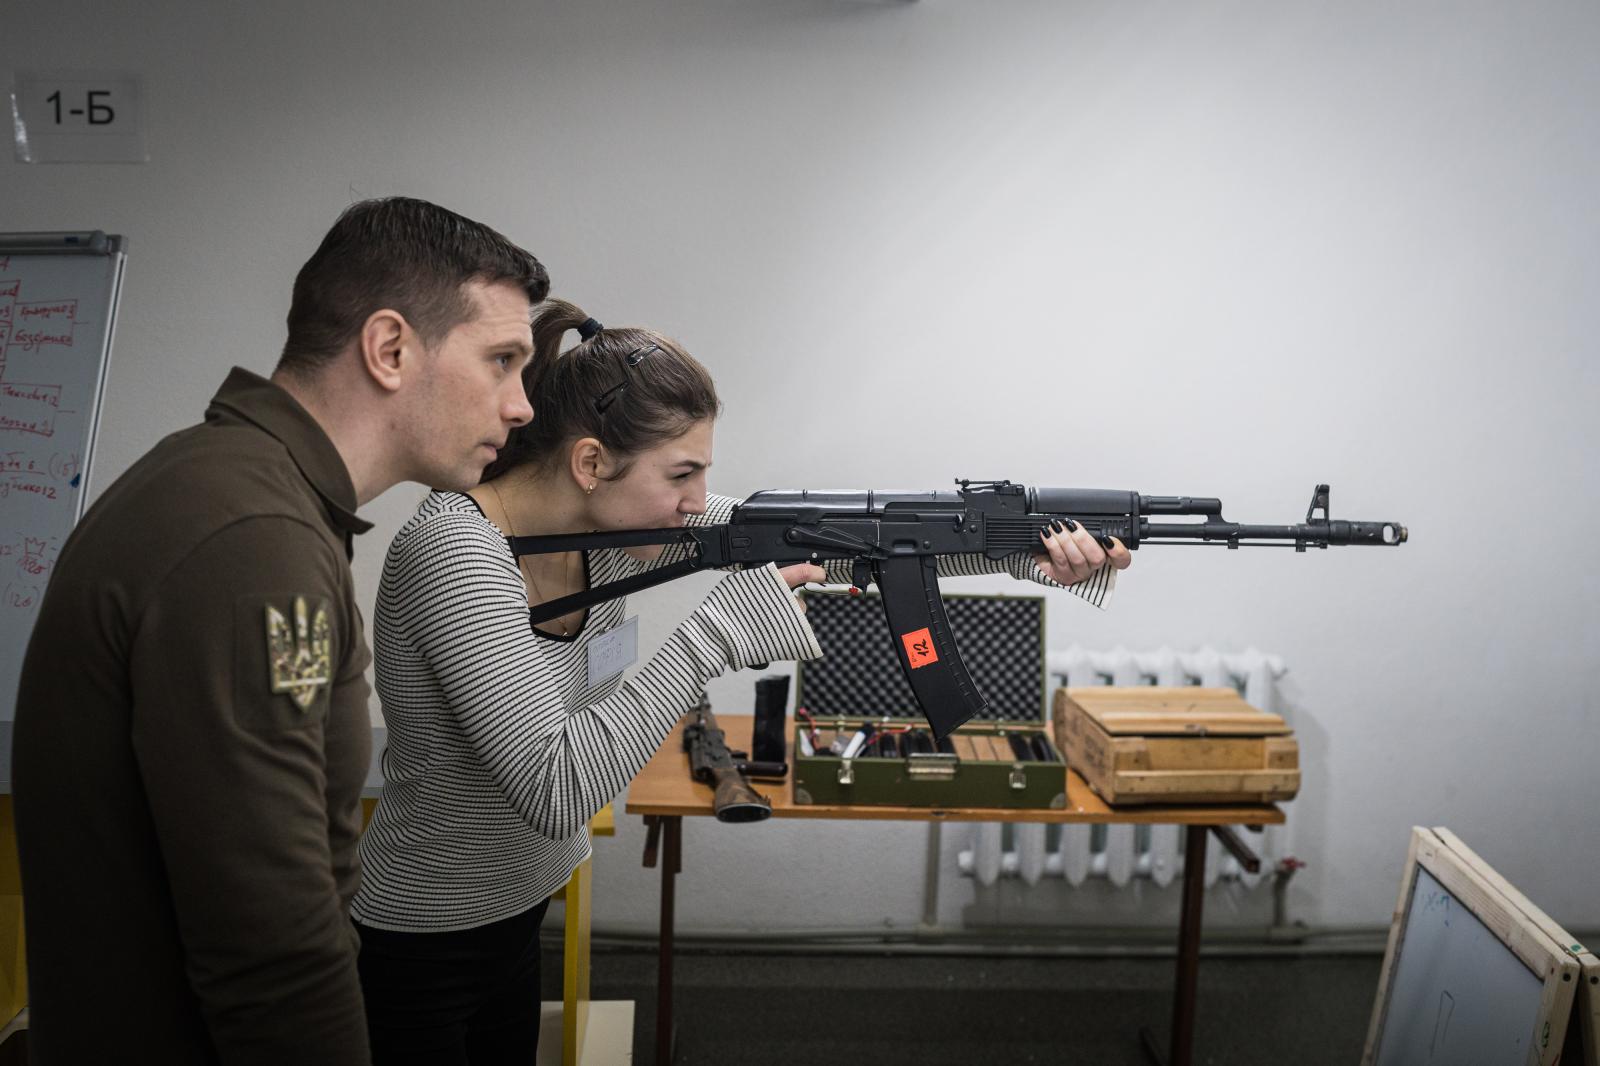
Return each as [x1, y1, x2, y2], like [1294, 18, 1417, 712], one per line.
[577, 317, 604, 340]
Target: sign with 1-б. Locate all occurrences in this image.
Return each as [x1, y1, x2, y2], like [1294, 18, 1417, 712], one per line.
[9, 72, 146, 164]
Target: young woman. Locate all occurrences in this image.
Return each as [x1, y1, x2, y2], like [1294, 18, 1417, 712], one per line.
[351, 300, 1130, 1062]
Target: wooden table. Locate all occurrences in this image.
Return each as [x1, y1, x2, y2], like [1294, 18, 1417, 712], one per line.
[626, 715, 1285, 1066]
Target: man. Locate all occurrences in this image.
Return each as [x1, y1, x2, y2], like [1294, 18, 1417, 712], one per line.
[11, 197, 547, 1064]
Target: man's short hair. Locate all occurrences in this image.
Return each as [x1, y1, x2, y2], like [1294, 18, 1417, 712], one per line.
[277, 197, 550, 375]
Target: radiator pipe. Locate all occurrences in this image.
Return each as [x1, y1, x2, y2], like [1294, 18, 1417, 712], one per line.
[920, 822, 942, 933]
[1271, 856, 1307, 936]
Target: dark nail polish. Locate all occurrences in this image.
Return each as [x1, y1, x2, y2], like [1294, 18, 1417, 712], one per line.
[1039, 524, 1052, 537]
[1066, 519, 1080, 533]
[1051, 519, 1065, 533]
[1098, 534, 1114, 550]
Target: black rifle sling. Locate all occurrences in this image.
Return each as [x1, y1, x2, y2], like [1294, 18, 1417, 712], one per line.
[523, 557, 705, 626]
[871, 554, 988, 741]
[511, 527, 725, 626]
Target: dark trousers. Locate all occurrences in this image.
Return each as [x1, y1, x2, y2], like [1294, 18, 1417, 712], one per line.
[355, 898, 551, 1065]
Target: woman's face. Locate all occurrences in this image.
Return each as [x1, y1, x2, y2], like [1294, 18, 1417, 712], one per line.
[591, 417, 714, 560]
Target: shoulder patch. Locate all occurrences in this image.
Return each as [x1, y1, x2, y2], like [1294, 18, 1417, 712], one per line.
[266, 596, 332, 710]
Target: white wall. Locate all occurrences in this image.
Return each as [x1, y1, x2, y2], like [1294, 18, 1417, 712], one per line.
[5, 0, 1596, 935]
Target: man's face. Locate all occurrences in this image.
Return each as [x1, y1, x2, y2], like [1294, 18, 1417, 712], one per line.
[591, 417, 714, 561]
[408, 279, 534, 491]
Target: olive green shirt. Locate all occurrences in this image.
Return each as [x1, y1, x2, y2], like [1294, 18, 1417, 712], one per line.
[13, 368, 374, 1065]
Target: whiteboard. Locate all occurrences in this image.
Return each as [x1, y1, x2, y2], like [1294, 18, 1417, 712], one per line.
[0, 232, 127, 729]
[1366, 827, 1582, 1066]
[1374, 865, 1545, 1064]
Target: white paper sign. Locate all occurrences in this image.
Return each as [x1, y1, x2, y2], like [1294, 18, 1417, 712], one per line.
[587, 615, 638, 687]
[11, 72, 147, 163]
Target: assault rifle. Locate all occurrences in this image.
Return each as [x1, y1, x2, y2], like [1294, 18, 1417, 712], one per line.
[683, 698, 775, 823]
[511, 481, 1406, 740]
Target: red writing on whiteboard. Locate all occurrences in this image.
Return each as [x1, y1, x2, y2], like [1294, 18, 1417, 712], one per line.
[0, 280, 18, 299]
[4, 583, 40, 610]
[49, 452, 80, 481]
[2, 383, 61, 407]
[1, 534, 58, 561]
[11, 328, 72, 353]
[0, 383, 61, 437]
[0, 476, 58, 501]
[18, 538, 51, 577]
[0, 451, 76, 481]
[16, 300, 77, 323]
[0, 414, 53, 437]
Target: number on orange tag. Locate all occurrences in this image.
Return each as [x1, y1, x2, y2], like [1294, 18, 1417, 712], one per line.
[900, 627, 938, 669]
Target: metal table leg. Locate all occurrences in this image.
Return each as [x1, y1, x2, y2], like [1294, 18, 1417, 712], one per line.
[1209, 824, 1261, 874]
[643, 815, 682, 1065]
[1141, 823, 1264, 1065]
[1138, 823, 1209, 1066]
[1169, 823, 1208, 1066]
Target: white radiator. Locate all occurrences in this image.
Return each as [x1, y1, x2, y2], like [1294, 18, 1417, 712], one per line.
[957, 645, 1290, 890]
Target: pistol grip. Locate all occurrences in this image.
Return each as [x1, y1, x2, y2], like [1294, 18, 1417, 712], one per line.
[872, 554, 989, 741]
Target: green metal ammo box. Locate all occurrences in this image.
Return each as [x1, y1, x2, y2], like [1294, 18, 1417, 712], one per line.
[791, 591, 1065, 810]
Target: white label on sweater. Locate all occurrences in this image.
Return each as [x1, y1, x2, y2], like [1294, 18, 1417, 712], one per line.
[587, 615, 638, 686]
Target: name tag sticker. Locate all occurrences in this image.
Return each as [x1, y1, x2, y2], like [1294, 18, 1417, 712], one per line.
[587, 615, 638, 687]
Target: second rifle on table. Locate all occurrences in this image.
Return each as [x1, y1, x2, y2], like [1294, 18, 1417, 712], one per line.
[683, 698, 786, 823]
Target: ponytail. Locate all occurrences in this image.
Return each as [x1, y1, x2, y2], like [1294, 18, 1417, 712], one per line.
[481, 299, 720, 483]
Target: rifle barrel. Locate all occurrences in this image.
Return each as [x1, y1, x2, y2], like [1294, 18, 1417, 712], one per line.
[1143, 520, 1407, 545]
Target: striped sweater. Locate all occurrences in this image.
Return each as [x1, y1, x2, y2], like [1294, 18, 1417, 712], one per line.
[352, 491, 1114, 931]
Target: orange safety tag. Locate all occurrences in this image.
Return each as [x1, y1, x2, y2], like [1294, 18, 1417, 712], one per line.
[900, 627, 938, 669]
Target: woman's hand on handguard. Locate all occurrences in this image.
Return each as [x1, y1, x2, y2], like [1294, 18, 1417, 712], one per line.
[1033, 520, 1133, 586]
[777, 563, 827, 614]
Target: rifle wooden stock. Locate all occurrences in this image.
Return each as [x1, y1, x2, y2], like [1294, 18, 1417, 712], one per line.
[707, 765, 771, 823]
[684, 703, 772, 823]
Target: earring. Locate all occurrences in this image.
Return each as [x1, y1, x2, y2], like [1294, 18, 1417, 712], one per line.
[586, 483, 596, 494]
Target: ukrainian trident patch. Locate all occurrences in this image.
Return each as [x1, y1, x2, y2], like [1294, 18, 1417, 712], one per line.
[266, 597, 332, 710]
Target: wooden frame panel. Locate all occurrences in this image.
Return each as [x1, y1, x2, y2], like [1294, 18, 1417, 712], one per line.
[1578, 953, 1600, 1066]
[1363, 827, 1580, 1066]
[1430, 829, 1597, 1066]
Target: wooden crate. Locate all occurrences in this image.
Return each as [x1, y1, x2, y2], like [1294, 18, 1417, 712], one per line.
[1052, 687, 1300, 805]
